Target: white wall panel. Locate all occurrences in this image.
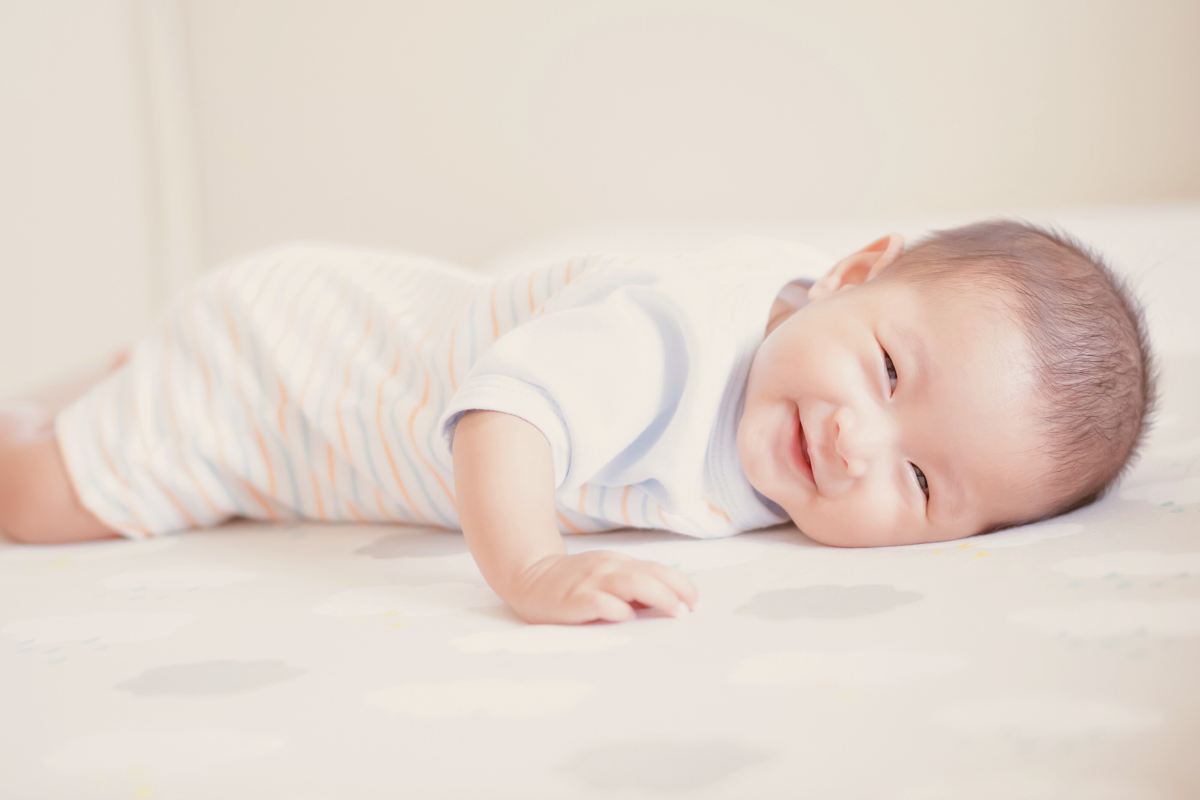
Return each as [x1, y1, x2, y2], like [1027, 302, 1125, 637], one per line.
[0, 0, 154, 397]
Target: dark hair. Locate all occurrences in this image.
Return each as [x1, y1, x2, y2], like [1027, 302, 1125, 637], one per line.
[884, 219, 1157, 527]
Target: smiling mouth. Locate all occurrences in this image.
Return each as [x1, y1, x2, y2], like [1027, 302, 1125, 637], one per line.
[792, 407, 815, 484]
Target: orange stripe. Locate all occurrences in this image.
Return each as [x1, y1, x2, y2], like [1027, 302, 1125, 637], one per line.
[327, 444, 368, 522]
[151, 474, 199, 528]
[527, 271, 536, 314]
[251, 429, 278, 504]
[407, 370, 456, 507]
[239, 478, 278, 520]
[326, 309, 376, 519]
[578, 484, 586, 513]
[447, 281, 472, 390]
[187, 299, 254, 522]
[706, 499, 731, 522]
[376, 351, 420, 517]
[620, 486, 631, 525]
[160, 328, 221, 517]
[95, 335, 169, 535]
[404, 290, 458, 508]
[375, 487, 390, 520]
[565, 259, 573, 285]
[268, 266, 322, 438]
[276, 378, 288, 436]
[489, 283, 499, 339]
[658, 507, 667, 526]
[243, 260, 282, 320]
[310, 473, 326, 519]
[289, 274, 359, 521]
[218, 270, 278, 518]
[556, 510, 583, 534]
[336, 399, 353, 466]
[91, 399, 152, 535]
[447, 323, 458, 392]
[328, 262, 432, 524]
[363, 266, 454, 523]
[297, 280, 349, 408]
[188, 304, 230, 478]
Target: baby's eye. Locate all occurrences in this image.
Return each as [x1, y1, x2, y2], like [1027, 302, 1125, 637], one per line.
[883, 350, 898, 394]
[911, 463, 929, 501]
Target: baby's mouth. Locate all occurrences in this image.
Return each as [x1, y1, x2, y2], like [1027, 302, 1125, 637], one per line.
[794, 407, 814, 484]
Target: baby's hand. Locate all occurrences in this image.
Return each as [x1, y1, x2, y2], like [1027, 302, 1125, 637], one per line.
[508, 551, 699, 625]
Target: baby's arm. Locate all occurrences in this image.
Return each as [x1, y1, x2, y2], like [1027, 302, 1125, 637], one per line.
[452, 410, 699, 624]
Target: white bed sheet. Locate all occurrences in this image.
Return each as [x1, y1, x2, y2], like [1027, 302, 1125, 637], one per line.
[3, 204, 1198, 799]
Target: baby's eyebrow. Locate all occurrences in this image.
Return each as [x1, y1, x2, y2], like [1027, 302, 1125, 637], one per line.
[891, 321, 929, 383]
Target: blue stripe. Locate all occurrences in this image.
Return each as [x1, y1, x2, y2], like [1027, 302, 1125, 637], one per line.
[466, 290, 478, 373]
[423, 283, 465, 476]
[307, 274, 362, 518]
[508, 274, 520, 331]
[246, 265, 305, 519]
[210, 276, 261, 518]
[262, 260, 306, 517]
[349, 265, 436, 523]
[65, 397, 138, 534]
[351, 348, 411, 522]
[347, 464, 362, 519]
[293, 270, 333, 519]
[146, 330, 181, 524]
[396, 280, 456, 527]
[178, 297, 246, 516]
[117, 349, 179, 529]
[379, 263, 446, 525]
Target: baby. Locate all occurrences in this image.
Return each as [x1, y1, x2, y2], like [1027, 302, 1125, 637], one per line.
[0, 220, 1155, 625]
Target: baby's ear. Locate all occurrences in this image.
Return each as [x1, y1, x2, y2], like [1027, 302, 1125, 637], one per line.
[808, 233, 905, 302]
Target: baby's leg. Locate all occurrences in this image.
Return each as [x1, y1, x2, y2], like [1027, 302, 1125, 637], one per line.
[0, 413, 118, 543]
[0, 354, 129, 544]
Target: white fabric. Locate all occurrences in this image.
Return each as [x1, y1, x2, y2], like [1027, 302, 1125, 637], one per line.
[56, 238, 828, 541]
[56, 243, 586, 537]
[441, 238, 830, 538]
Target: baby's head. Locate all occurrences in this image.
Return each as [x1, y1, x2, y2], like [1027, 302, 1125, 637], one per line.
[738, 219, 1155, 547]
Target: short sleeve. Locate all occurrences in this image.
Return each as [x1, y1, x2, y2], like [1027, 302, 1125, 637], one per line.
[439, 276, 688, 491]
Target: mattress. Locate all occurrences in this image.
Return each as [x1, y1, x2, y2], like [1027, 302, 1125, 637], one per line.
[3, 204, 1198, 799]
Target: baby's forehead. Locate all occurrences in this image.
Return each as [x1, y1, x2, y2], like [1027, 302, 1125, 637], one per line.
[875, 277, 1031, 362]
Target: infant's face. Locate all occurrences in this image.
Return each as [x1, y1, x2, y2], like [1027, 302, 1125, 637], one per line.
[738, 277, 1052, 547]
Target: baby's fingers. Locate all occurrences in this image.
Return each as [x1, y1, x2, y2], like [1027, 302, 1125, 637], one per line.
[589, 591, 636, 623]
[601, 571, 691, 618]
[634, 561, 700, 611]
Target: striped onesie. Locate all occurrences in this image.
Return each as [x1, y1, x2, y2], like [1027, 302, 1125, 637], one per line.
[56, 238, 828, 541]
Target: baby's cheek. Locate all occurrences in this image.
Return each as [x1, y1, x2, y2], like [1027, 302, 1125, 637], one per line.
[805, 495, 905, 548]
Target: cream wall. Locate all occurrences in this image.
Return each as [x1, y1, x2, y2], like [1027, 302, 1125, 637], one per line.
[2, 0, 1199, 396]
[182, 0, 1200, 266]
[0, 0, 155, 398]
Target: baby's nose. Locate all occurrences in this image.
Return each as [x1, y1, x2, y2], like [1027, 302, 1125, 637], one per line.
[832, 406, 887, 478]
